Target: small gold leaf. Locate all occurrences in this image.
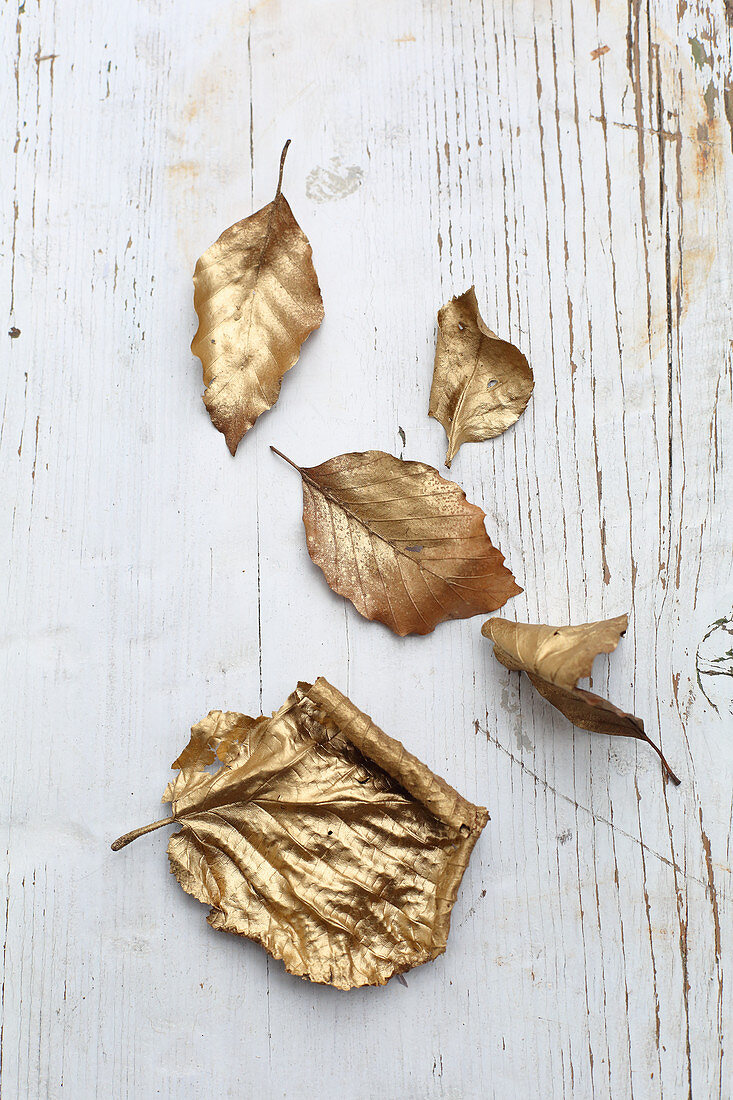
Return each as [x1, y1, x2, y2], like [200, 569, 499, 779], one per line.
[191, 141, 324, 455]
[429, 287, 534, 466]
[112, 678, 488, 990]
[272, 446, 521, 635]
[482, 614, 680, 784]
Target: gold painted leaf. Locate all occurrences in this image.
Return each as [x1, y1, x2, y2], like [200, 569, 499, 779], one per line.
[112, 678, 488, 990]
[191, 142, 324, 455]
[272, 446, 521, 636]
[482, 614, 680, 784]
[429, 287, 534, 467]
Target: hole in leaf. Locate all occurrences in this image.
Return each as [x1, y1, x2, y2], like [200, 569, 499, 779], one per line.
[202, 759, 224, 775]
[487, 379, 497, 389]
[458, 322, 465, 331]
[459, 824, 470, 837]
[405, 545, 423, 553]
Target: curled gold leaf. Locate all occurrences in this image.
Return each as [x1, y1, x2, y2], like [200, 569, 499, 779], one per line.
[112, 678, 488, 990]
[191, 141, 324, 455]
[272, 446, 521, 636]
[482, 614, 680, 784]
[429, 287, 534, 467]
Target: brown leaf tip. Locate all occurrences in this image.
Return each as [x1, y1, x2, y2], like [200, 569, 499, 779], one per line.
[276, 139, 292, 198]
[270, 445, 301, 472]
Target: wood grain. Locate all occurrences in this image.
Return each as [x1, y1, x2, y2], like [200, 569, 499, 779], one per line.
[1, 0, 731, 1096]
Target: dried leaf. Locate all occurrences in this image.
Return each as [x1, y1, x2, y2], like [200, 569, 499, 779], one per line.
[482, 614, 680, 784]
[112, 678, 488, 990]
[191, 141, 324, 455]
[271, 446, 521, 636]
[429, 287, 534, 467]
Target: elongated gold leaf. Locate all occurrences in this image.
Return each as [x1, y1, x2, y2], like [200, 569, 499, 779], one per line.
[482, 615, 680, 784]
[112, 678, 488, 990]
[191, 142, 324, 455]
[429, 287, 534, 467]
[272, 446, 521, 635]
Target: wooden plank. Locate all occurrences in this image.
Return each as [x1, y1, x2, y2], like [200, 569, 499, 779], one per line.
[1, 0, 730, 1096]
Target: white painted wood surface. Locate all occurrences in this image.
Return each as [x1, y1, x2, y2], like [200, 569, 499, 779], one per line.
[2, 0, 731, 1096]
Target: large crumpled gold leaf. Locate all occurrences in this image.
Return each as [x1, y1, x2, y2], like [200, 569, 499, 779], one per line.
[191, 141, 324, 455]
[112, 678, 488, 990]
[429, 287, 534, 467]
[482, 614, 680, 784]
[271, 446, 521, 635]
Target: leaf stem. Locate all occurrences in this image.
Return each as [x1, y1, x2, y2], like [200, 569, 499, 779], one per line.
[647, 737, 681, 786]
[276, 139, 291, 198]
[270, 445, 301, 472]
[111, 816, 176, 852]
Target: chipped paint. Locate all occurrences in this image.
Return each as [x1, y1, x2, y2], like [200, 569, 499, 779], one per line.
[305, 160, 364, 203]
[696, 613, 733, 713]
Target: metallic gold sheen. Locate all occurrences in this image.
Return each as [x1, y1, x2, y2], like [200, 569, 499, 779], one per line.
[429, 287, 534, 467]
[112, 678, 488, 990]
[482, 615, 680, 784]
[191, 141, 324, 455]
[272, 446, 521, 636]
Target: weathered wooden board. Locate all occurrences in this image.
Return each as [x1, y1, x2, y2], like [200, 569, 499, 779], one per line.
[1, 0, 731, 1096]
